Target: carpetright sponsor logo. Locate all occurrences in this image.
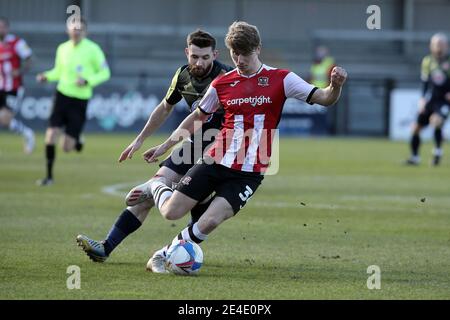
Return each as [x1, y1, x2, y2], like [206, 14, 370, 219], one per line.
[226, 95, 272, 107]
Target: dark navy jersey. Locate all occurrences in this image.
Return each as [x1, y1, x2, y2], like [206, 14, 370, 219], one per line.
[165, 60, 234, 147]
[165, 60, 233, 110]
[421, 54, 450, 103]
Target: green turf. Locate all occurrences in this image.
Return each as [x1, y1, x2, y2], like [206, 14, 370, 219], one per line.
[1, 133, 449, 299]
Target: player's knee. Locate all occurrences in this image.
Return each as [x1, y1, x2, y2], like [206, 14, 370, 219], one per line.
[45, 129, 58, 144]
[430, 116, 443, 128]
[0, 116, 9, 126]
[161, 201, 187, 220]
[412, 123, 422, 134]
[162, 208, 182, 220]
[162, 211, 177, 220]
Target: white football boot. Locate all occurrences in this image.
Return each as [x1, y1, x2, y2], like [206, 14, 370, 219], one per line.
[125, 176, 166, 206]
[146, 246, 169, 274]
[125, 180, 154, 206]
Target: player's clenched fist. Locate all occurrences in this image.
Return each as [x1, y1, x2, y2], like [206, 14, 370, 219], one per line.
[330, 66, 347, 88]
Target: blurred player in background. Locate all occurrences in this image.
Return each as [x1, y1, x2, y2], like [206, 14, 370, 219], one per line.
[140, 21, 347, 273]
[308, 45, 335, 89]
[76, 30, 233, 262]
[36, 18, 110, 185]
[405, 33, 450, 166]
[0, 17, 35, 154]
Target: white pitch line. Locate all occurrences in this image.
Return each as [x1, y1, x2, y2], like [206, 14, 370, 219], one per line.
[101, 181, 444, 214]
[101, 181, 144, 197]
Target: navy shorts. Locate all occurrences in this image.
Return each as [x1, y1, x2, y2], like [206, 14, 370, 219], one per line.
[0, 90, 17, 111]
[49, 91, 88, 140]
[176, 158, 264, 214]
[158, 111, 223, 176]
[417, 100, 450, 126]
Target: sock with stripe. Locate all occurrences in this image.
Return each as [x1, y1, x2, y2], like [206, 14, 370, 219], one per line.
[151, 178, 173, 211]
[171, 222, 208, 246]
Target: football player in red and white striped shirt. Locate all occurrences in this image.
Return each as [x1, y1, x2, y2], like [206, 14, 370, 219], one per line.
[142, 21, 347, 273]
[0, 17, 35, 154]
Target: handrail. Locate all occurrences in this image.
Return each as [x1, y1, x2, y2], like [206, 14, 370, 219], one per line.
[311, 29, 448, 42]
[11, 22, 228, 37]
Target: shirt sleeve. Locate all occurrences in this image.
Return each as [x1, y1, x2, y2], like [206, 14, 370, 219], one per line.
[420, 56, 430, 97]
[44, 44, 62, 82]
[283, 72, 317, 104]
[164, 67, 183, 105]
[420, 56, 430, 82]
[197, 85, 220, 115]
[85, 45, 111, 87]
[14, 38, 32, 59]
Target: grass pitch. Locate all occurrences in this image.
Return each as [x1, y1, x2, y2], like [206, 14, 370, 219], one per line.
[0, 133, 449, 299]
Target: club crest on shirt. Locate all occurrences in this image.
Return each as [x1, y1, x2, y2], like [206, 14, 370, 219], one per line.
[180, 176, 192, 186]
[431, 69, 445, 85]
[257, 76, 269, 87]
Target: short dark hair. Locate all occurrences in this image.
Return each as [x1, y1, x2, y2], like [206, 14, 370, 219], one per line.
[187, 29, 216, 50]
[0, 17, 10, 26]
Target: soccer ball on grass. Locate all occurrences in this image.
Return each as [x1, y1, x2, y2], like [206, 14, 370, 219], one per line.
[166, 239, 203, 276]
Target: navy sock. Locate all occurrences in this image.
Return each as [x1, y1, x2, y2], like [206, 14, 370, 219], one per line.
[411, 134, 420, 156]
[75, 140, 83, 152]
[45, 144, 55, 180]
[104, 209, 142, 255]
[434, 128, 443, 149]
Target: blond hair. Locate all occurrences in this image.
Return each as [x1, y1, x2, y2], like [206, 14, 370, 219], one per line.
[225, 21, 261, 55]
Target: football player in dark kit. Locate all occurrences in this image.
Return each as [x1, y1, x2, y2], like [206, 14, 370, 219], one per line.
[76, 30, 233, 264]
[405, 33, 450, 166]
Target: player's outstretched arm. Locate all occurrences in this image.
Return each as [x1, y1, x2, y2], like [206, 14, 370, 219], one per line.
[118, 99, 174, 162]
[143, 108, 209, 163]
[310, 66, 347, 106]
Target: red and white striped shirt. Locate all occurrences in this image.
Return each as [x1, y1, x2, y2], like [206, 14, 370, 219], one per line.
[0, 34, 32, 92]
[198, 64, 317, 173]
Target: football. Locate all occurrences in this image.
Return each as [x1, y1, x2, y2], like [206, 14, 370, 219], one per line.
[166, 240, 203, 276]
